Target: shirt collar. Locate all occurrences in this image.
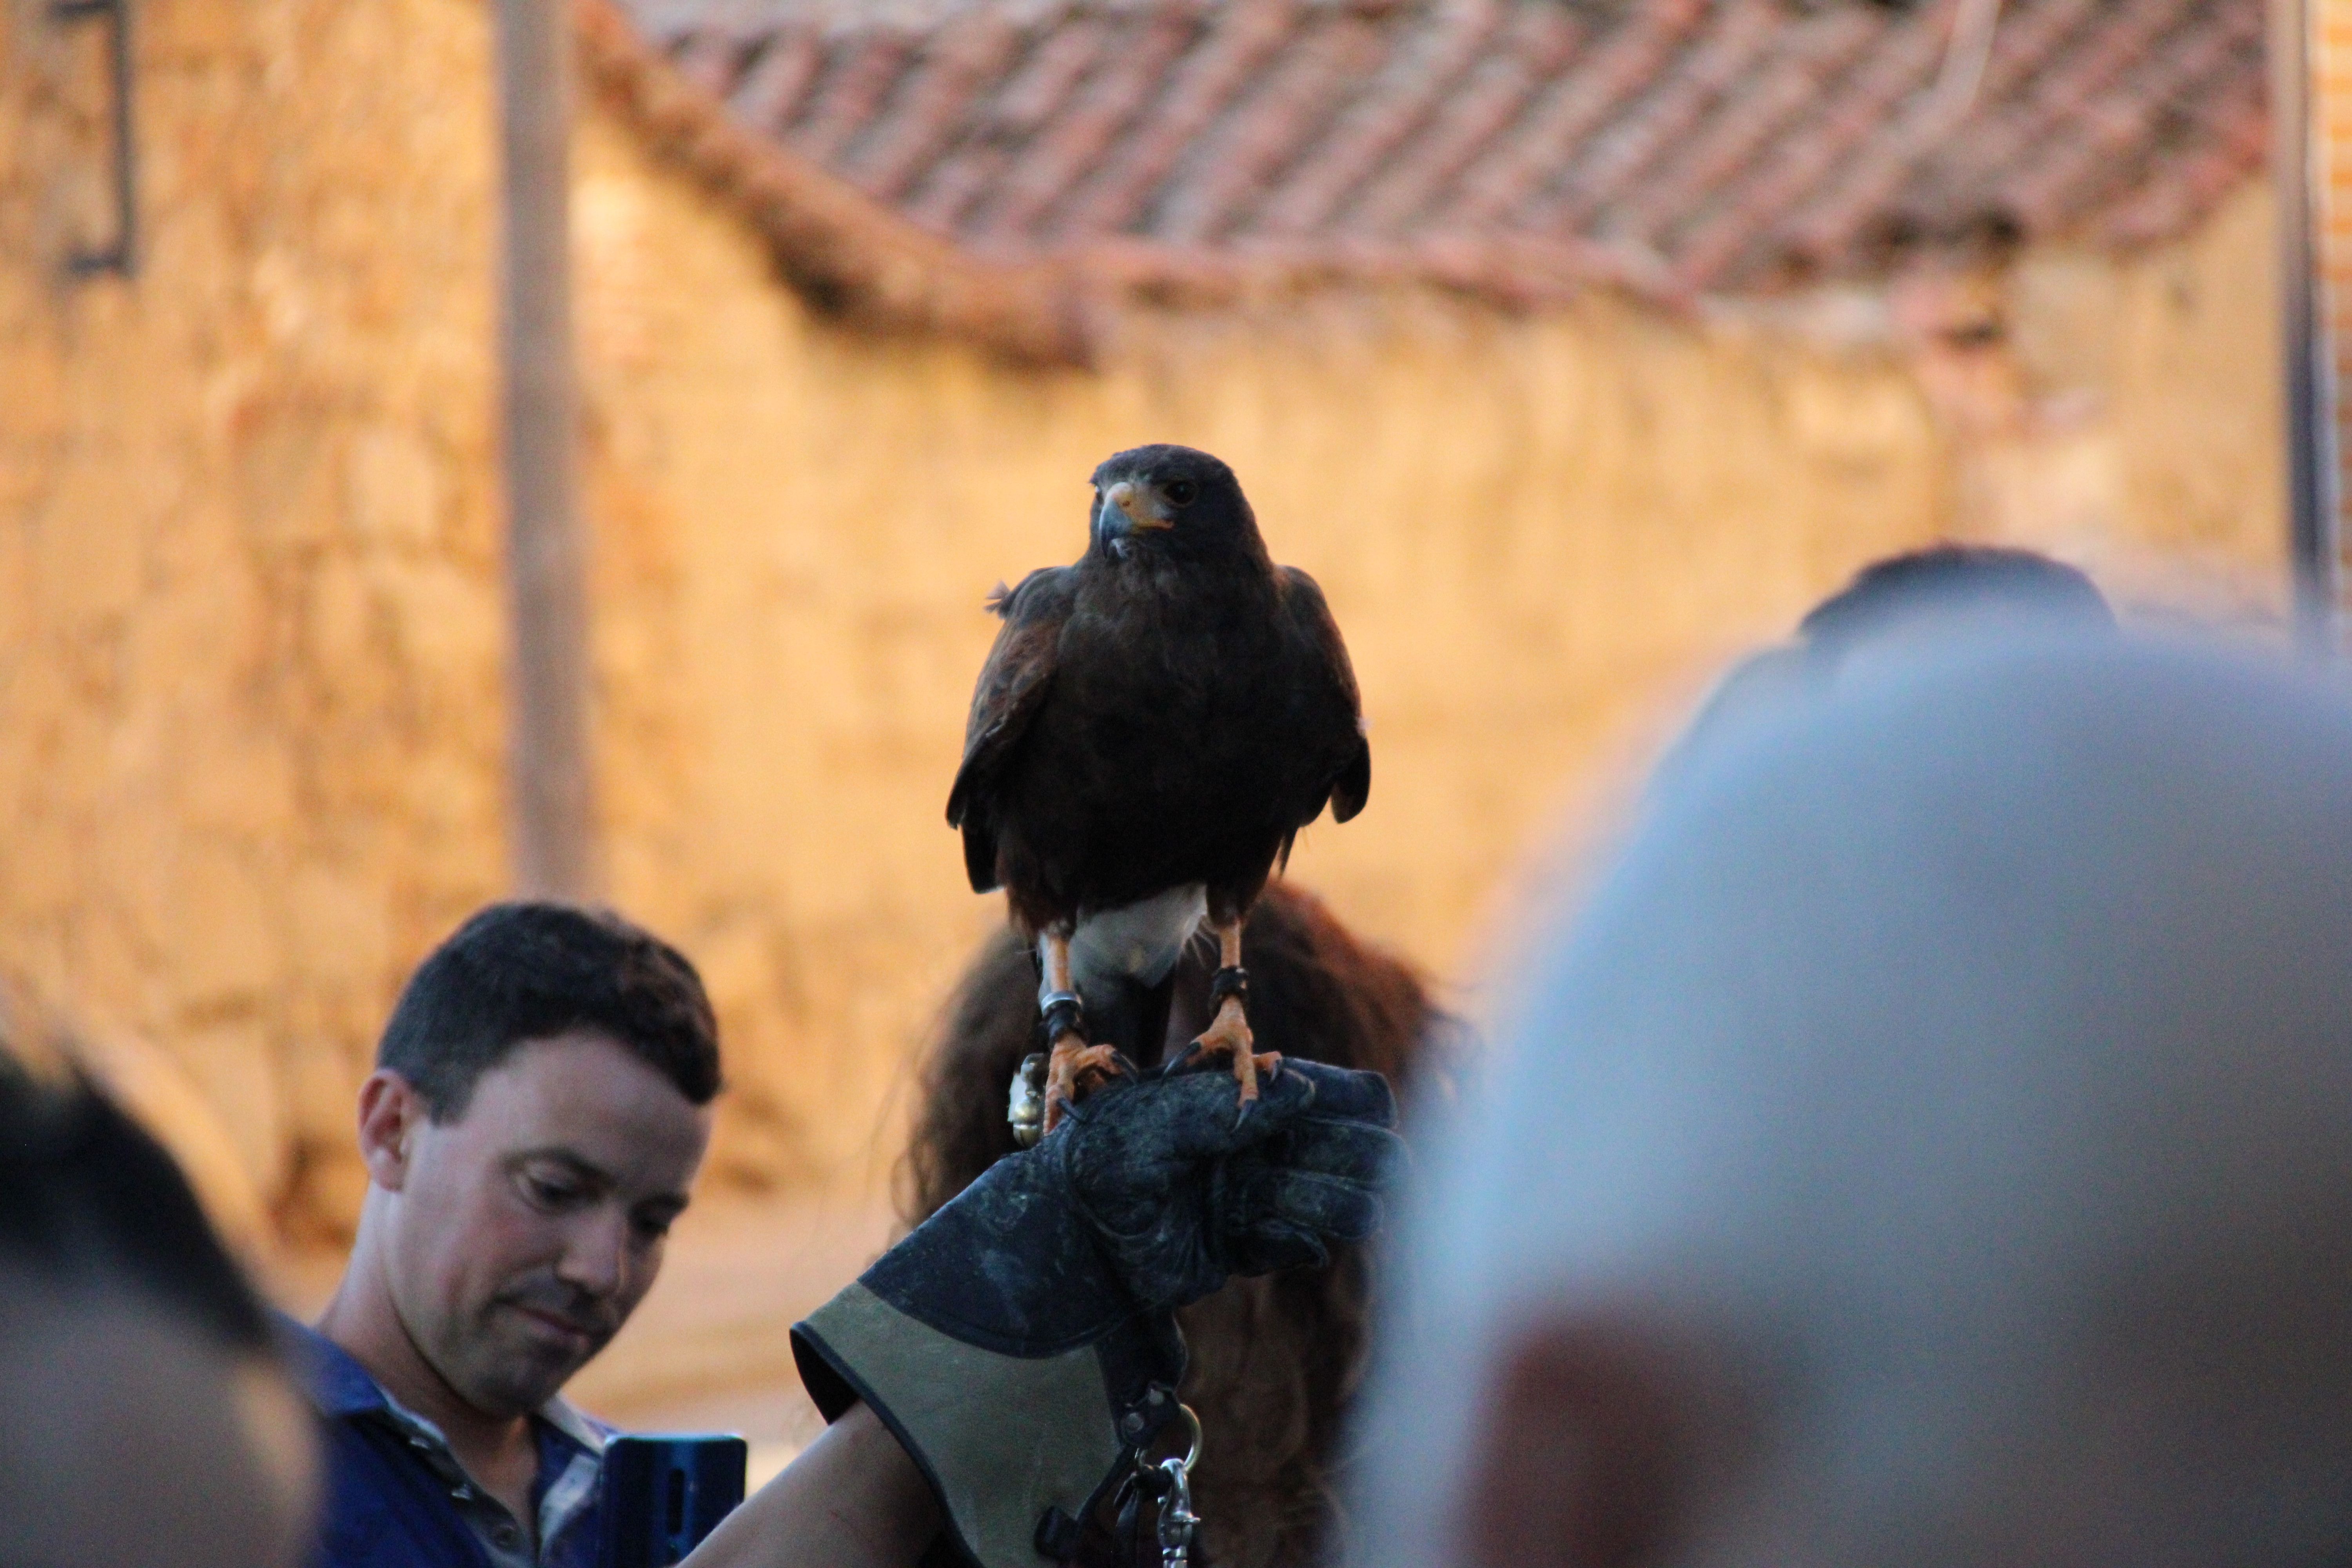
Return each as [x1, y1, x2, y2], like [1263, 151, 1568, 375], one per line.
[277, 1311, 387, 1420]
[274, 1310, 609, 1453]
[535, 1397, 608, 1456]
[536, 1439, 604, 1554]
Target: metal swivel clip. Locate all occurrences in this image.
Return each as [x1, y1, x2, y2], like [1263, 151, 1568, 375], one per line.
[1147, 1404, 1202, 1568]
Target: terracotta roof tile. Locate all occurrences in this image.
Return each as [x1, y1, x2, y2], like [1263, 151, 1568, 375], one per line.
[731, 31, 827, 131]
[588, 0, 2267, 358]
[1350, 2, 1587, 235]
[1154, 9, 1390, 241]
[1260, 3, 1522, 236]
[995, 11, 1197, 238]
[837, 8, 1025, 199]
[1604, 7, 1879, 254]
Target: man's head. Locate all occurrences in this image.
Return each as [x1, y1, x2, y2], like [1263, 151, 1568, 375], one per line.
[1796, 543, 2114, 674]
[1365, 635, 2352, 1568]
[0, 1055, 317, 1568]
[1657, 546, 2114, 800]
[358, 902, 720, 1417]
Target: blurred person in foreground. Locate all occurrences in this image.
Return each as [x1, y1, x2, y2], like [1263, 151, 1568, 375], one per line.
[300, 900, 1403, 1568]
[904, 881, 1446, 1567]
[1359, 624, 2352, 1568]
[0, 1048, 316, 1568]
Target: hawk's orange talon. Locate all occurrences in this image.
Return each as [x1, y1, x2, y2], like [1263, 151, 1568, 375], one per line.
[1041, 1036, 1129, 1133]
[1186, 997, 1278, 1107]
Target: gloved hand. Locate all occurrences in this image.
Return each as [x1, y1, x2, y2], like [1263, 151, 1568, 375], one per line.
[1067, 1057, 1401, 1305]
[791, 1058, 1401, 1568]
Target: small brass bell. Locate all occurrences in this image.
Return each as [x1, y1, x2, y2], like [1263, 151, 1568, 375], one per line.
[1007, 1051, 1048, 1148]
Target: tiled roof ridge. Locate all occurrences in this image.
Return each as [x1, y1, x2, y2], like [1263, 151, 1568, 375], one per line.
[588, 0, 2268, 361]
[630, 0, 1437, 41]
[577, 0, 1096, 360]
[580, 0, 1677, 361]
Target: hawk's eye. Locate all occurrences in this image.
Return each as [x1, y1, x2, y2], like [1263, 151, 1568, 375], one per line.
[1164, 479, 1199, 507]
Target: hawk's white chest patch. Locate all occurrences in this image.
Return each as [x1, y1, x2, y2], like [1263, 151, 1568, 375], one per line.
[1044, 885, 1209, 1009]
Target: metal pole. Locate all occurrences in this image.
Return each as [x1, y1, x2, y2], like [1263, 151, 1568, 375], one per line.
[495, 0, 597, 897]
[51, 0, 136, 278]
[2274, 0, 2339, 657]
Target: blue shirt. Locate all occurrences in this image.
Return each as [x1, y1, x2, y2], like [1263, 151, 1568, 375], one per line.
[279, 1314, 608, 1568]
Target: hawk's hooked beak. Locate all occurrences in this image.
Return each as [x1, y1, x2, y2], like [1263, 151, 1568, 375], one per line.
[1099, 480, 1173, 537]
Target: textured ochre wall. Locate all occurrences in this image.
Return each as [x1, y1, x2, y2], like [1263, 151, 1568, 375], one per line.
[1916, 181, 2286, 612]
[0, 0, 508, 1234]
[576, 120, 2285, 1189]
[0, 7, 2286, 1232]
[574, 109, 1921, 1186]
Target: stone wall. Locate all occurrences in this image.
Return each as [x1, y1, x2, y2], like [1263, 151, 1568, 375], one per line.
[0, 0, 508, 1236]
[1889, 181, 2286, 615]
[573, 108, 1930, 1190]
[0, 4, 2288, 1232]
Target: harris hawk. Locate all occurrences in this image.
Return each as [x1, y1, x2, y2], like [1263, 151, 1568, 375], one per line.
[948, 444, 1370, 1128]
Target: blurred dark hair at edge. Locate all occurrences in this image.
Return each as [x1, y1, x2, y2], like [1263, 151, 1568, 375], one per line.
[1658, 544, 2117, 799]
[0, 1013, 274, 1359]
[902, 880, 1458, 1568]
[1799, 542, 2115, 666]
[377, 900, 723, 1123]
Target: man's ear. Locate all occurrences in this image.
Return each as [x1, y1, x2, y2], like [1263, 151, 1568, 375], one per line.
[1460, 1317, 1723, 1568]
[354, 1070, 426, 1194]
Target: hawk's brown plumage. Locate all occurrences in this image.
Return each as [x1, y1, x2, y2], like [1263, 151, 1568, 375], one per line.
[946, 444, 1368, 1111]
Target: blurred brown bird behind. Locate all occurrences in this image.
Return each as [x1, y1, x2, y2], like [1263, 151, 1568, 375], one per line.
[901, 882, 1450, 1568]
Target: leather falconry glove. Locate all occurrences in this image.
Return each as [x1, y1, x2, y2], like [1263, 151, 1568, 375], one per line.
[791, 1058, 1403, 1568]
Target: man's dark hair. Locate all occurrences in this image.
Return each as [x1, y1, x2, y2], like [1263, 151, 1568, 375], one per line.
[377, 902, 721, 1121]
[1799, 544, 2114, 662]
[0, 1054, 273, 1356]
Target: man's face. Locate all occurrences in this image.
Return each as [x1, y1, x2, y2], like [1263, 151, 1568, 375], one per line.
[377, 1032, 711, 1417]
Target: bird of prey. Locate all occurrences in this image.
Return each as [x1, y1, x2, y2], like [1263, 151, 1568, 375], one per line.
[947, 445, 1370, 1127]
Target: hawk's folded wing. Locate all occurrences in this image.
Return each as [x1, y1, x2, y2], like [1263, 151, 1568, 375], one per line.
[947, 567, 1075, 893]
[1280, 566, 1370, 825]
